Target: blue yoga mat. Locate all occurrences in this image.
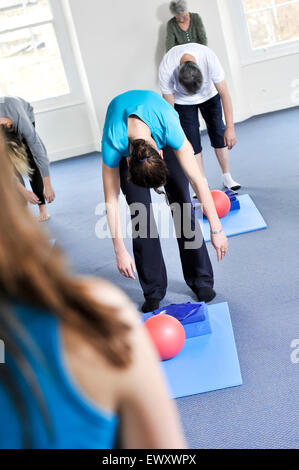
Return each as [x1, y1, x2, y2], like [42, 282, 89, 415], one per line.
[161, 302, 242, 399]
[198, 194, 267, 242]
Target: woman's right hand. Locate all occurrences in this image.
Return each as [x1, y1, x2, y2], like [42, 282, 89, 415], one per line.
[211, 230, 228, 262]
[24, 189, 41, 205]
[116, 249, 136, 280]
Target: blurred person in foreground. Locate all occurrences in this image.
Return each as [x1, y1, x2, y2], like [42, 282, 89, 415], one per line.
[0, 131, 185, 449]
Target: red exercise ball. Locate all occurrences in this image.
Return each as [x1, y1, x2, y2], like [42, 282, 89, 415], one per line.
[208, 190, 231, 218]
[145, 314, 186, 361]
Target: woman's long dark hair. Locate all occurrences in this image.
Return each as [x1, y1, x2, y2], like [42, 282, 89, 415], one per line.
[0, 131, 132, 447]
[128, 139, 168, 191]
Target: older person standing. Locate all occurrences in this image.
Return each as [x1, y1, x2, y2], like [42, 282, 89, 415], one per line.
[159, 43, 241, 191]
[166, 0, 207, 52]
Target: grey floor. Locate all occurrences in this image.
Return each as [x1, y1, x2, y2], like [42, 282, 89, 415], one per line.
[46, 107, 299, 449]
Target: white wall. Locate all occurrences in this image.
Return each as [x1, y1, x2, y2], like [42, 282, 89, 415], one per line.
[67, 0, 173, 136]
[242, 56, 299, 115]
[45, 0, 299, 158]
[32, 0, 100, 162]
[35, 103, 97, 161]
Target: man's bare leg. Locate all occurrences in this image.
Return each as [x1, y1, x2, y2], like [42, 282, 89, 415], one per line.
[214, 147, 241, 190]
[214, 147, 230, 174]
[194, 152, 206, 178]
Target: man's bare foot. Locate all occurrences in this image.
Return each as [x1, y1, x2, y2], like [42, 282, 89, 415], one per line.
[38, 204, 51, 222]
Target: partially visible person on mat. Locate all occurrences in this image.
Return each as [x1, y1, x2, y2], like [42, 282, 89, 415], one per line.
[102, 90, 228, 313]
[159, 43, 241, 192]
[0, 95, 55, 222]
[0, 132, 185, 450]
[166, 0, 207, 52]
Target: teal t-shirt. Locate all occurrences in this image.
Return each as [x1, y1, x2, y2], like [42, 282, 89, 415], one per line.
[0, 302, 118, 449]
[101, 90, 186, 168]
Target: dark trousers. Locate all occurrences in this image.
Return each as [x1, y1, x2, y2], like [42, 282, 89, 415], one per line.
[17, 122, 45, 205]
[22, 139, 45, 205]
[19, 121, 45, 205]
[119, 149, 214, 301]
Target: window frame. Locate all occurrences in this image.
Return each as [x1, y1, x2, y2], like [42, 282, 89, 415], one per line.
[0, 0, 84, 112]
[230, 0, 299, 65]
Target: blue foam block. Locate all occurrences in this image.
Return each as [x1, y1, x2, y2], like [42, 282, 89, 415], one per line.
[200, 194, 267, 242]
[161, 302, 242, 398]
[143, 302, 207, 324]
[183, 309, 211, 338]
[230, 198, 241, 211]
[199, 192, 241, 219]
[142, 303, 212, 338]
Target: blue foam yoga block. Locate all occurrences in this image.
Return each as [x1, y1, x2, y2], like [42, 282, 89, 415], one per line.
[184, 309, 211, 337]
[194, 191, 241, 219]
[142, 302, 212, 338]
[196, 194, 267, 242]
[161, 302, 242, 398]
[226, 189, 241, 212]
[230, 198, 241, 211]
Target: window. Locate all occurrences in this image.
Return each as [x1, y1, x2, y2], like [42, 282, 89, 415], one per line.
[0, 0, 73, 104]
[230, 0, 299, 64]
[242, 0, 299, 49]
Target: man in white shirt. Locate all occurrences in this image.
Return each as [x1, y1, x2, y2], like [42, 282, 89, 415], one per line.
[159, 43, 241, 191]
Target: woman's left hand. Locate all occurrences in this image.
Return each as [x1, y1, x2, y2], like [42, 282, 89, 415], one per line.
[43, 183, 55, 203]
[224, 127, 237, 150]
[211, 231, 228, 262]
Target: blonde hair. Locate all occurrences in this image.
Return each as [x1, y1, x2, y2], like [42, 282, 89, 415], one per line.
[0, 125, 32, 178]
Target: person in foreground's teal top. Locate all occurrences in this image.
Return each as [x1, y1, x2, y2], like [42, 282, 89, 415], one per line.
[0, 135, 186, 450]
[0, 303, 118, 449]
[102, 90, 185, 168]
[101, 89, 228, 315]
[0, 297, 186, 449]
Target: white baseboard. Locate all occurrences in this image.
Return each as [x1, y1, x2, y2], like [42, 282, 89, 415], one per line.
[250, 101, 298, 119]
[49, 142, 100, 162]
[234, 101, 298, 125]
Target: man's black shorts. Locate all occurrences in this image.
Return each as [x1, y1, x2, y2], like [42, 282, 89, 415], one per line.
[175, 93, 226, 154]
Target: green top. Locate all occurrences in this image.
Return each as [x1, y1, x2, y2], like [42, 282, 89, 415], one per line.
[166, 12, 208, 52]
